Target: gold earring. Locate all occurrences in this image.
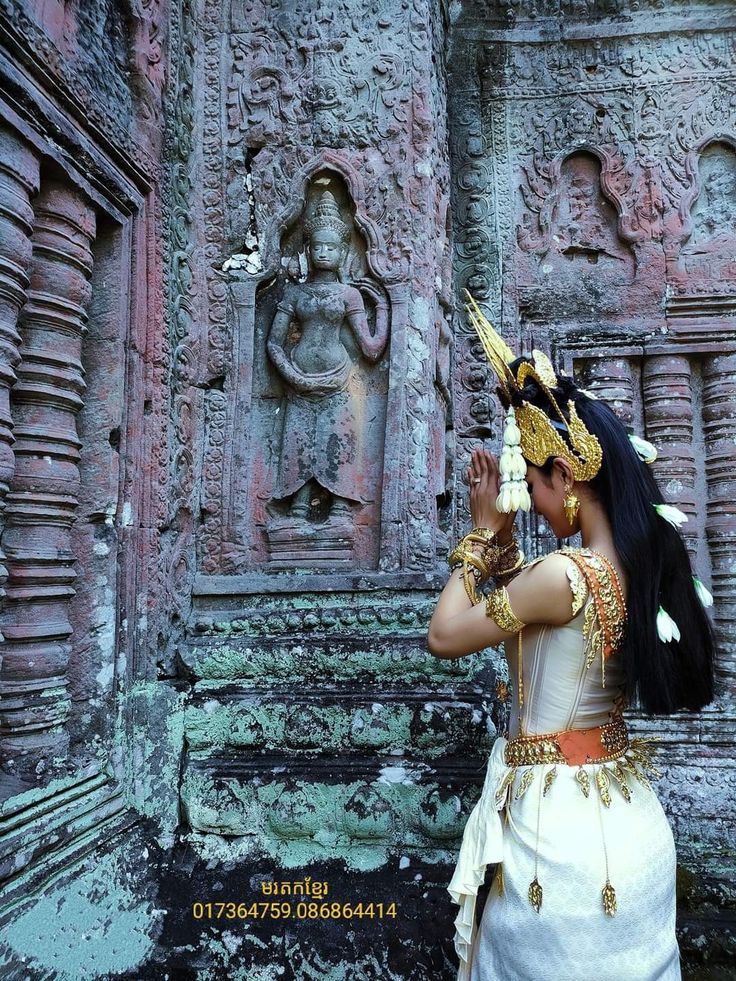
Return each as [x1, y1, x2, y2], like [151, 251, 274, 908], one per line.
[563, 487, 580, 525]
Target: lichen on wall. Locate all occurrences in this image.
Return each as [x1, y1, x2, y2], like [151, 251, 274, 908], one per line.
[2, 834, 163, 980]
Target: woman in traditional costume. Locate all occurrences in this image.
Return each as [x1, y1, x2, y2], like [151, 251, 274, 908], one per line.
[427, 297, 715, 981]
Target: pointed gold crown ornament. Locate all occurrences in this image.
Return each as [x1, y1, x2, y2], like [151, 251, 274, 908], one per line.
[465, 291, 603, 513]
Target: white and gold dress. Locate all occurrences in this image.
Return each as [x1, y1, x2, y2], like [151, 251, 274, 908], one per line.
[448, 547, 681, 981]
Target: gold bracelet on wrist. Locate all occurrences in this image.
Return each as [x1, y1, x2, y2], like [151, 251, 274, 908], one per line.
[492, 550, 525, 583]
[463, 550, 491, 581]
[448, 531, 496, 572]
[449, 530, 515, 565]
[483, 541, 522, 577]
[448, 528, 523, 605]
[467, 526, 499, 544]
[448, 529, 500, 603]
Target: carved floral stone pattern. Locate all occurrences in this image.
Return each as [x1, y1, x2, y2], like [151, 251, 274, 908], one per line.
[0, 1, 735, 978]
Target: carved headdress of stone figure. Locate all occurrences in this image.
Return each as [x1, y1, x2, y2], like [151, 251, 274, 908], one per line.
[304, 190, 351, 248]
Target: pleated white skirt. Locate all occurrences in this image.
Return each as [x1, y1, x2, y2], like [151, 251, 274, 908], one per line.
[468, 759, 681, 981]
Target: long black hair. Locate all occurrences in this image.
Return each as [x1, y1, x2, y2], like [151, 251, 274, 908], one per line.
[506, 359, 715, 715]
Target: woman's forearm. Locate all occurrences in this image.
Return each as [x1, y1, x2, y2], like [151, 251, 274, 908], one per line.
[427, 568, 475, 656]
[427, 525, 517, 658]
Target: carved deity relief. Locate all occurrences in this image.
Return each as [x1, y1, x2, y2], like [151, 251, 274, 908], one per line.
[675, 142, 736, 287]
[550, 154, 635, 275]
[267, 189, 389, 519]
[517, 151, 635, 321]
[523, 151, 635, 279]
[252, 176, 390, 568]
[227, 1, 411, 152]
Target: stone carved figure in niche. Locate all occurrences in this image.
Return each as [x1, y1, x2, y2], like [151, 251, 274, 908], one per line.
[548, 154, 634, 277]
[267, 190, 389, 520]
[680, 143, 736, 281]
[519, 152, 636, 319]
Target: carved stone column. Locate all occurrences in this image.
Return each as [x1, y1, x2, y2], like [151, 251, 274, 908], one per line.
[0, 127, 40, 616]
[0, 180, 95, 779]
[580, 356, 636, 426]
[642, 355, 698, 556]
[702, 353, 736, 700]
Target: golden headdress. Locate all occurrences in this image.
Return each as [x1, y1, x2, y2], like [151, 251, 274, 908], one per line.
[465, 291, 603, 512]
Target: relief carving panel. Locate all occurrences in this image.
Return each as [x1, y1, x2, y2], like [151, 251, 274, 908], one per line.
[518, 149, 636, 322]
[260, 182, 390, 567]
[216, 166, 394, 573]
[198, 0, 451, 577]
[667, 140, 736, 317]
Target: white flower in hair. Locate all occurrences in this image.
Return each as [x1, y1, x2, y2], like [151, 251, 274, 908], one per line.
[692, 577, 714, 608]
[496, 406, 532, 513]
[657, 606, 681, 643]
[629, 433, 658, 464]
[654, 503, 688, 529]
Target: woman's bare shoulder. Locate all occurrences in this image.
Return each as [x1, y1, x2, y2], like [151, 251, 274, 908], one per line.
[506, 551, 590, 625]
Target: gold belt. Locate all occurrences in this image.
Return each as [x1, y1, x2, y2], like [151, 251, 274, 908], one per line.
[504, 716, 629, 767]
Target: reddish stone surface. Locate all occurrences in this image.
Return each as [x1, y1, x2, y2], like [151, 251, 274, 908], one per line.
[0, 179, 96, 778]
[0, 1, 735, 978]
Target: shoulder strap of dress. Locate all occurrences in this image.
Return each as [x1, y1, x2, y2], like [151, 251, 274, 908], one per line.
[558, 548, 627, 680]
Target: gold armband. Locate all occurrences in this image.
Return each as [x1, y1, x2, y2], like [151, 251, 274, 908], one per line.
[486, 586, 527, 709]
[485, 586, 526, 633]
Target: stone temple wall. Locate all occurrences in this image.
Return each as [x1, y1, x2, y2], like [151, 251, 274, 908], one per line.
[0, 0, 174, 944]
[0, 1, 734, 979]
[447, 3, 736, 971]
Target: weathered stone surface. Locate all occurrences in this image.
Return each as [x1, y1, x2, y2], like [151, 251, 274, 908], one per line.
[0, 179, 96, 782]
[0, 125, 39, 635]
[0, 0, 735, 978]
